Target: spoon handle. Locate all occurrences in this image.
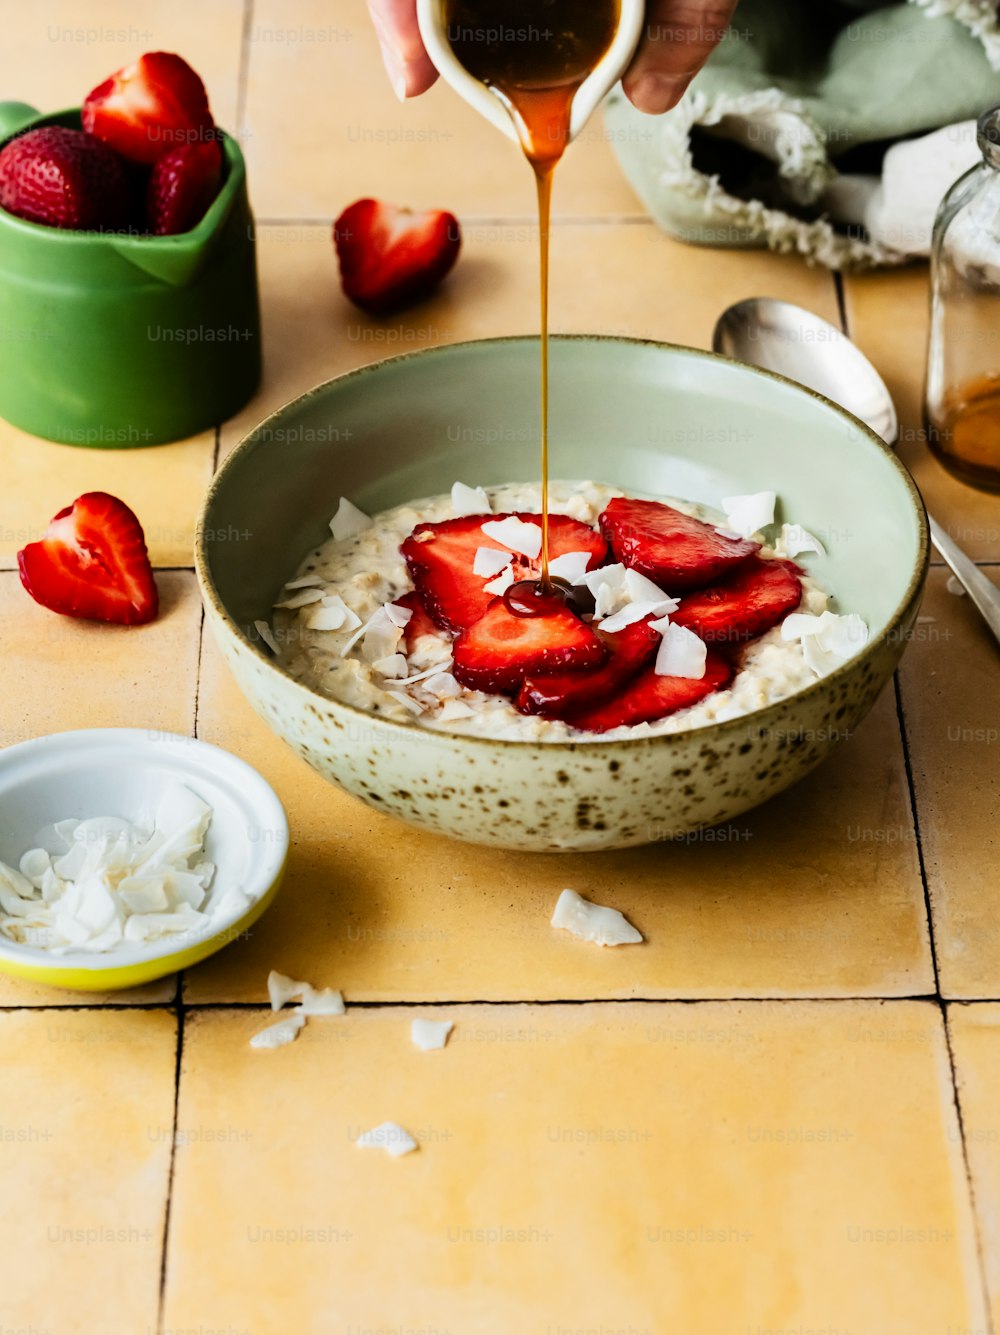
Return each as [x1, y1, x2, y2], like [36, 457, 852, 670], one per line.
[929, 515, 1000, 647]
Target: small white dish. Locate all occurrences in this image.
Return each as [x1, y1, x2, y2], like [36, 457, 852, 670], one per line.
[416, 0, 645, 146]
[0, 729, 288, 991]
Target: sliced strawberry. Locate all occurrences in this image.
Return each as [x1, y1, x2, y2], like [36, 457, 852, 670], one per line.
[672, 557, 803, 645]
[334, 198, 461, 315]
[516, 617, 660, 720]
[394, 590, 444, 650]
[18, 492, 158, 626]
[453, 600, 606, 695]
[599, 498, 759, 592]
[147, 138, 222, 234]
[402, 513, 607, 635]
[566, 650, 734, 734]
[82, 52, 215, 165]
[0, 127, 130, 231]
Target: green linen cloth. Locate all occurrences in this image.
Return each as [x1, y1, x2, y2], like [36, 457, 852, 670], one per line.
[604, 0, 1000, 267]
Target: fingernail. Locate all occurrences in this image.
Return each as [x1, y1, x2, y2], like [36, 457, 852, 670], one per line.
[378, 40, 409, 102]
[628, 71, 685, 115]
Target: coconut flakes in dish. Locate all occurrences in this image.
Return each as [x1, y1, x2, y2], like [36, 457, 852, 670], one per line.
[274, 587, 325, 610]
[411, 1018, 453, 1051]
[305, 595, 363, 633]
[548, 550, 593, 583]
[341, 603, 411, 661]
[721, 491, 776, 538]
[473, 547, 513, 578]
[330, 497, 373, 542]
[551, 889, 644, 947]
[254, 619, 280, 654]
[0, 785, 217, 954]
[452, 481, 492, 516]
[356, 1122, 418, 1157]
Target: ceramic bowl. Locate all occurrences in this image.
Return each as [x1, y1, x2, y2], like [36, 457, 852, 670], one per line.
[0, 730, 288, 990]
[196, 336, 928, 853]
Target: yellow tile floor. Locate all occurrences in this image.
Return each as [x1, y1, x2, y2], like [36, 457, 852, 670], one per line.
[2, 4, 999, 1331]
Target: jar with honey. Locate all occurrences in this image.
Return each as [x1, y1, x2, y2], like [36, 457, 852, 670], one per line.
[925, 106, 1000, 491]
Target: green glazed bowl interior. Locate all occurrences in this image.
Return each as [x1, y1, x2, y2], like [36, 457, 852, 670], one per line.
[197, 336, 927, 851]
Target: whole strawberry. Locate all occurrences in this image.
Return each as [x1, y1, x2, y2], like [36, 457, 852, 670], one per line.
[0, 126, 130, 231]
[147, 139, 223, 235]
[83, 52, 215, 165]
[334, 199, 462, 315]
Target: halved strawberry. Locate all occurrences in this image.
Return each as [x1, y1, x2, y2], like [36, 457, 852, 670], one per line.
[516, 617, 660, 720]
[334, 198, 461, 315]
[82, 52, 215, 166]
[672, 557, 803, 644]
[599, 498, 758, 592]
[147, 138, 222, 235]
[0, 126, 130, 231]
[402, 513, 606, 635]
[394, 590, 443, 650]
[452, 600, 606, 695]
[18, 492, 158, 626]
[566, 651, 734, 734]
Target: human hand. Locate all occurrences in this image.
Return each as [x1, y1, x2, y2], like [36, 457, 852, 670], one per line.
[364, 0, 739, 112]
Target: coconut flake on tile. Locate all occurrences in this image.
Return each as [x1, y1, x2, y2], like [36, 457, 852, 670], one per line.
[329, 497, 373, 542]
[947, 575, 966, 597]
[297, 987, 346, 1017]
[356, 1122, 418, 1157]
[481, 517, 542, 560]
[721, 491, 776, 538]
[274, 587, 325, 610]
[411, 1018, 453, 1051]
[653, 621, 707, 679]
[550, 889, 644, 947]
[250, 1012, 306, 1050]
[268, 970, 311, 1010]
[778, 523, 826, 558]
[254, 620, 280, 654]
[781, 610, 869, 676]
[452, 481, 492, 516]
[473, 547, 513, 578]
[548, 551, 593, 583]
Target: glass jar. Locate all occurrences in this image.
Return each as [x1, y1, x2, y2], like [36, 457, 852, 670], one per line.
[925, 106, 1000, 491]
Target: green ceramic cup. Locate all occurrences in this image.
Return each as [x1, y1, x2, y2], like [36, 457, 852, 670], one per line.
[0, 103, 262, 447]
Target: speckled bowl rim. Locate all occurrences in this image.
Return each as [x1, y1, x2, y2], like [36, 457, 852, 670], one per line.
[196, 334, 930, 753]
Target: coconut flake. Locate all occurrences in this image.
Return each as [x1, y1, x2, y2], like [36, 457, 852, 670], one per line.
[451, 482, 492, 516]
[387, 690, 426, 715]
[438, 700, 477, 721]
[721, 491, 776, 538]
[330, 497, 373, 541]
[654, 621, 707, 679]
[253, 620, 280, 654]
[483, 566, 516, 596]
[411, 1018, 453, 1050]
[250, 1013, 305, 1050]
[781, 610, 869, 676]
[341, 605, 407, 661]
[778, 523, 826, 558]
[473, 547, 513, 578]
[267, 969, 311, 1011]
[305, 595, 363, 633]
[297, 987, 346, 1017]
[372, 654, 409, 680]
[947, 575, 966, 597]
[356, 1121, 418, 1157]
[283, 573, 325, 591]
[548, 551, 593, 583]
[551, 889, 644, 947]
[274, 587, 325, 610]
[481, 517, 542, 560]
[421, 672, 462, 699]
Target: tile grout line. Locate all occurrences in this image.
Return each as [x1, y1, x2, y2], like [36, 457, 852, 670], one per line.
[892, 672, 942, 993]
[155, 1005, 185, 1335]
[235, 0, 256, 140]
[941, 1000, 997, 1335]
[253, 214, 654, 228]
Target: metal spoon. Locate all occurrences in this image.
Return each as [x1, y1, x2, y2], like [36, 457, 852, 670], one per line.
[713, 297, 1000, 645]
